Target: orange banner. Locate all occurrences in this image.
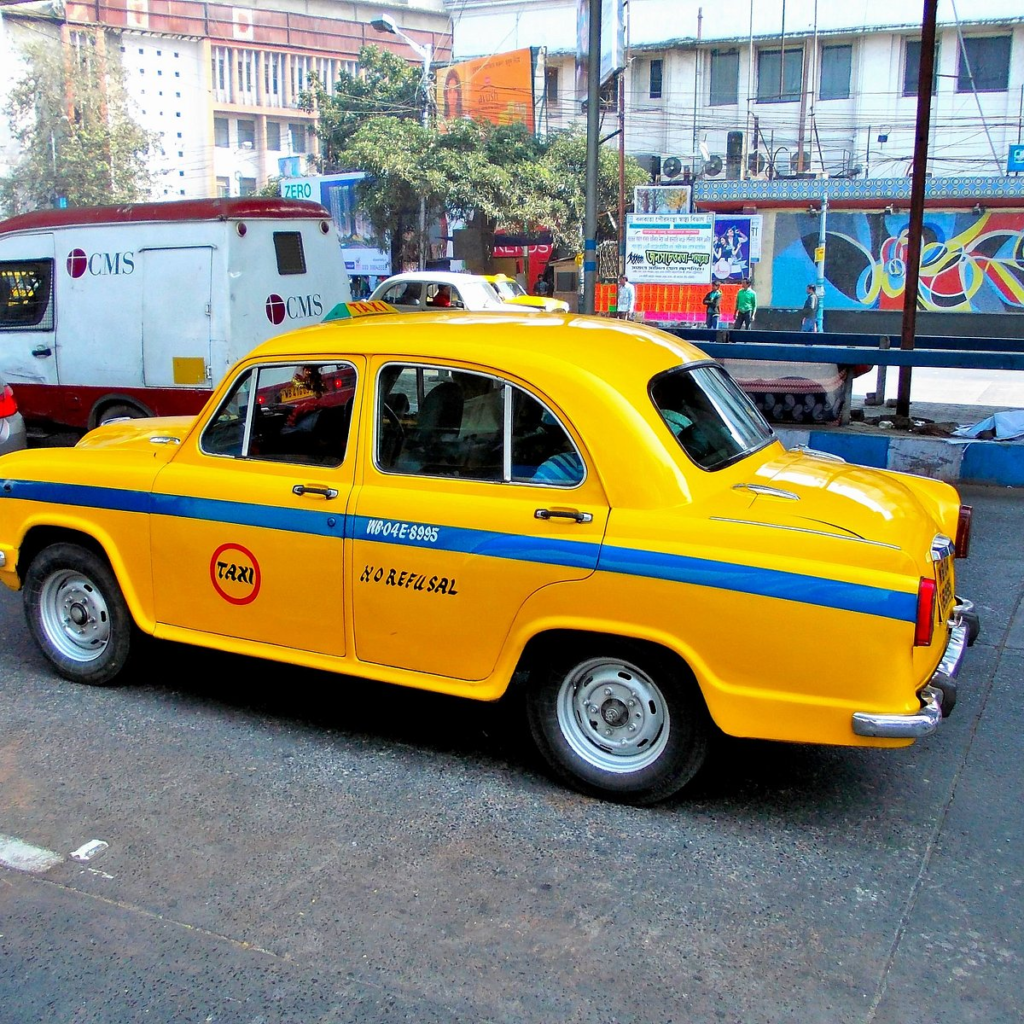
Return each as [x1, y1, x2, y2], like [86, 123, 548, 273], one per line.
[436, 48, 535, 130]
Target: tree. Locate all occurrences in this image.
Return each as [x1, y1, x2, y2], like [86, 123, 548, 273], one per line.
[0, 35, 157, 216]
[307, 47, 649, 266]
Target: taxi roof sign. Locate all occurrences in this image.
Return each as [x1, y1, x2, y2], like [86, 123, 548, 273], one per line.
[323, 299, 398, 322]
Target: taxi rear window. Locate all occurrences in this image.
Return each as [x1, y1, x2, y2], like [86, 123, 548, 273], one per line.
[650, 364, 773, 471]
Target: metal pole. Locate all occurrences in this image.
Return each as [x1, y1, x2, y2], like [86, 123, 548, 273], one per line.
[815, 195, 827, 332]
[582, 0, 602, 315]
[896, 0, 938, 418]
[418, 47, 431, 271]
[618, 70, 626, 275]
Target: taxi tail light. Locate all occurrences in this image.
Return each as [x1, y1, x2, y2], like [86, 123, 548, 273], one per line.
[955, 504, 972, 559]
[915, 577, 937, 647]
[0, 385, 18, 418]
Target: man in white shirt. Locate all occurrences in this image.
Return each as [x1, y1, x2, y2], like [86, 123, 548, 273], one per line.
[617, 275, 636, 320]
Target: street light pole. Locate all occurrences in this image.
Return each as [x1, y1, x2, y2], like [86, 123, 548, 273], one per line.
[371, 16, 432, 270]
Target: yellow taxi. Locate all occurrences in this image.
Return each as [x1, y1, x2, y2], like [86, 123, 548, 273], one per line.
[484, 274, 570, 313]
[0, 309, 979, 804]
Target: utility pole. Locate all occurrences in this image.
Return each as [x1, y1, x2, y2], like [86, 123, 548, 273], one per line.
[896, 0, 938, 418]
[815, 196, 828, 332]
[582, 0, 602, 315]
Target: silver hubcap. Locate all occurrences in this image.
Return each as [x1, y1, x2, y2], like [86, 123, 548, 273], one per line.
[556, 658, 670, 774]
[39, 569, 111, 663]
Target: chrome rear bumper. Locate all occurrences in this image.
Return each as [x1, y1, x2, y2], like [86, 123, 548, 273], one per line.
[852, 598, 978, 739]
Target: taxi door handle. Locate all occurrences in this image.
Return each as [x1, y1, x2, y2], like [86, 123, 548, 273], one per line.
[32, 346, 53, 358]
[292, 484, 338, 500]
[535, 508, 593, 524]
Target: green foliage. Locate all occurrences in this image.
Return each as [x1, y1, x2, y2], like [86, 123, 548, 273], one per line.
[0, 37, 157, 216]
[308, 47, 649, 258]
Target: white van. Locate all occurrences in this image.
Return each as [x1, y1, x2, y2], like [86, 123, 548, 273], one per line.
[0, 198, 351, 433]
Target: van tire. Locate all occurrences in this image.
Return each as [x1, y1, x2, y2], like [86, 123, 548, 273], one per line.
[526, 644, 709, 805]
[97, 403, 145, 426]
[24, 543, 136, 686]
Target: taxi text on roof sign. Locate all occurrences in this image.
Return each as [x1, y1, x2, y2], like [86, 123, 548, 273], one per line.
[323, 300, 398, 322]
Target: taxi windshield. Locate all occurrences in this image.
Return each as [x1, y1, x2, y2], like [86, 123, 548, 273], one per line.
[650, 364, 774, 471]
[492, 278, 525, 300]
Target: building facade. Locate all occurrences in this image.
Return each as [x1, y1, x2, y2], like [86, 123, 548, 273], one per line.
[0, 0, 450, 204]
[453, 0, 1024, 182]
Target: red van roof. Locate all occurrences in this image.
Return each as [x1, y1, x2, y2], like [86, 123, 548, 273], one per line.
[0, 198, 332, 236]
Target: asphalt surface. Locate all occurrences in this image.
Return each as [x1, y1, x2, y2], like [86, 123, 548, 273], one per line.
[0, 486, 1021, 1024]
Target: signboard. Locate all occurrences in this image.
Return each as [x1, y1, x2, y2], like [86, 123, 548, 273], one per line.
[281, 173, 391, 277]
[436, 48, 535, 130]
[1008, 145, 1024, 173]
[575, 0, 625, 99]
[625, 214, 714, 284]
[711, 215, 764, 281]
[634, 185, 691, 215]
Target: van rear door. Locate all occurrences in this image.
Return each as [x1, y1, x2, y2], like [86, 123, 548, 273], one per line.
[140, 246, 213, 389]
[0, 233, 58, 391]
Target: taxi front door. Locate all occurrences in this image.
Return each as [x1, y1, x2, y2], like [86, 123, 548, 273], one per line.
[149, 359, 361, 658]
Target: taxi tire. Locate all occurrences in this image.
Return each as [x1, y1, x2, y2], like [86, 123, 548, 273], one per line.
[24, 543, 136, 687]
[526, 645, 710, 805]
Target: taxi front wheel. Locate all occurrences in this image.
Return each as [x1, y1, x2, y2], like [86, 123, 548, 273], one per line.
[526, 647, 710, 805]
[24, 543, 136, 686]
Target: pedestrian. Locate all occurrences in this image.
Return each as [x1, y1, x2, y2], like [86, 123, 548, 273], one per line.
[801, 284, 819, 332]
[534, 276, 551, 297]
[702, 282, 722, 328]
[734, 279, 757, 329]
[616, 274, 636, 320]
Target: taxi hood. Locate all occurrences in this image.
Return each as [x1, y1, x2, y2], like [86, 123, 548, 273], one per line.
[75, 416, 195, 452]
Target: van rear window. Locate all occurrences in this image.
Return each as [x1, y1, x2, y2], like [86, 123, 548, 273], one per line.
[273, 232, 306, 275]
[0, 260, 54, 330]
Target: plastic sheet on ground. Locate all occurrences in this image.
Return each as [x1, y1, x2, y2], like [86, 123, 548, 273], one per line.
[950, 410, 1024, 443]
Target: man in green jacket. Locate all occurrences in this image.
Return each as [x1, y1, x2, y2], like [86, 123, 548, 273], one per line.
[734, 279, 757, 329]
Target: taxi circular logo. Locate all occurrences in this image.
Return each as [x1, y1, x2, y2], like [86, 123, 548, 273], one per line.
[265, 293, 286, 325]
[66, 249, 87, 278]
[210, 543, 261, 605]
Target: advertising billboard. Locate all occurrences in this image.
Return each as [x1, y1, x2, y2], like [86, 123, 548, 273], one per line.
[436, 48, 535, 130]
[633, 185, 691, 215]
[575, 0, 626, 97]
[281, 173, 391, 277]
[711, 215, 763, 282]
[625, 214, 715, 285]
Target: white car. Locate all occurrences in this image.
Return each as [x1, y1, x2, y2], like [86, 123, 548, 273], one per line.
[369, 272, 538, 313]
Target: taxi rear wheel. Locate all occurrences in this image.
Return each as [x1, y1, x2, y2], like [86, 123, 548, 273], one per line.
[526, 646, 710, 805]
[24, 543, 135, 686]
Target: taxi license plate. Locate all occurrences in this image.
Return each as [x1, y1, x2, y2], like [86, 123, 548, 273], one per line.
[935, 554, 955, 620]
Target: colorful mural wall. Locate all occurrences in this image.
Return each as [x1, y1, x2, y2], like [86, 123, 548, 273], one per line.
[773, 212, 1024, 313]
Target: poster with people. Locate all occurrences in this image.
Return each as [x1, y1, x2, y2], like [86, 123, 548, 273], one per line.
[711, 215, 763, 282]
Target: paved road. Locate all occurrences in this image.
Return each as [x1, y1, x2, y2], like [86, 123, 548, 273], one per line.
[0, 486, 1020, 1024]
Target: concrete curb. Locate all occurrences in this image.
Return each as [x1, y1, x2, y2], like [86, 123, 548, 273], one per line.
[775, 427, 1024, 487]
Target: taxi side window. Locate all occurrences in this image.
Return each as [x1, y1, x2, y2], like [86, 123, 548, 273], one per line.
[381, 283, 421, 306]
[376, 364, 583, 487]
[202, 362, 357, 466]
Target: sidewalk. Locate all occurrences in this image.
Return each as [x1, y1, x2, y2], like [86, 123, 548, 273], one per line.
[774, 367, 1024, 487]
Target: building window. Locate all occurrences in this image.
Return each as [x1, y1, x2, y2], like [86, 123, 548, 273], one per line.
[957, 36, 1012, 93]
[819, 44, 852, 100]
[266, 121, 281, 150]
[649, 59, 663, 99]
[238, 177, 257, 196]
[214, 117, 229, 147]
[545, 66, 558, 104]
[237, 119, 256, 148]
[289, 123, 307, 154]
[709, 49, 739, 106]
[216, 176, 230, 197]
[903, 40, 939, 96]
[757, 48, 802, 102]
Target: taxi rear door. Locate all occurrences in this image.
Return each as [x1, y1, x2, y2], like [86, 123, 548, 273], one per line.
[349, 360, 609, 681]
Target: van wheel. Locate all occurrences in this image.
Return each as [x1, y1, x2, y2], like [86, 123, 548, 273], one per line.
[24, 543, 135, 686]
[526, 646, 709, 805]
[97, 403, 145, 426]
